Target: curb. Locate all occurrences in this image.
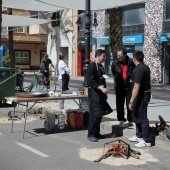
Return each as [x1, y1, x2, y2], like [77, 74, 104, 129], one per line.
[100, 121, 170, 150]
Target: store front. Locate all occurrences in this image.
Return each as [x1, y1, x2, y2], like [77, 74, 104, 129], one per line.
[97, 35, 144, 75]
[160, 32, 170, 84]
[77, 37, 96, 76]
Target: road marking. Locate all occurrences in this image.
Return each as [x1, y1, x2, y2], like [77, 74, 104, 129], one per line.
[15, 142, 49, 158]
[50, 135, 83, 145]
[153, 87, 162, 90]
[164, 88, 170, 91]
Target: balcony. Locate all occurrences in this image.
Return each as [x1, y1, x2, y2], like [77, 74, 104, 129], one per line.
[29, 24, 48, 35]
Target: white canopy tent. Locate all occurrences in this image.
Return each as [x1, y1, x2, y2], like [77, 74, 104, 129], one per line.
[2, 0, 150, 27]
[2, 14, 50, 27]
[3, 0, 150, 11]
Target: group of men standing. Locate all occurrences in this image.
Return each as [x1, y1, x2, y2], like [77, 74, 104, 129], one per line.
[87, 49, 151, 148]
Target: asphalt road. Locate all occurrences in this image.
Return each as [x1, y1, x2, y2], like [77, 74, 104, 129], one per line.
[0, 76, 170, 170]
[0, 110, 170, 170]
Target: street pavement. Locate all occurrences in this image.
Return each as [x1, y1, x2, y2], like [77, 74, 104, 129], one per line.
[0, 74, 170, 170]
[0, 111, 170, 170]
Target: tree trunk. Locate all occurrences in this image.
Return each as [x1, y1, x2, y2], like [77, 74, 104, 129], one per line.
[108, 8, 123, 59]
[0, 0, 2, 45]
[8, 8, 15, 68]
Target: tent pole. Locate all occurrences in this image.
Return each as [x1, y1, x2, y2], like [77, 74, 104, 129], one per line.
[83, 0, 91, 87]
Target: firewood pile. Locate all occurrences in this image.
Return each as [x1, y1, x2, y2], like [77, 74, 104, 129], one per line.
[8, 111, 22, 120]
[94, 140, 141, 162]
[8, 107, 45, 121]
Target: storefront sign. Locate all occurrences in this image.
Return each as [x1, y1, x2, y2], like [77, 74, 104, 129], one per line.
[97, 35, 143, 45]
[160, 33, 170, 42]
[90, 38, 97, 45]
[122, 35, 143, 44]
[97, 37, 110, 45]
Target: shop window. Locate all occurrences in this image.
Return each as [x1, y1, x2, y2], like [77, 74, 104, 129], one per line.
[15, 50, 30, 65]
[51, 12, 61, 27]
[167, 0, 170, 20]
[123, 3, 145, 26]
[13, 27, 24, 33]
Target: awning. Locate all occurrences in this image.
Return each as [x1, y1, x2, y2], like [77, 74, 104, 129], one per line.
[3, 0, 150, 11]
[2, 14, 50, 27]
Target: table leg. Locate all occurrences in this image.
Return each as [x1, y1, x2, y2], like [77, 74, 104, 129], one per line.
[79, 99, 81, 108]
[23, 102, 28, 139]
[11, 104, 16, 133]
[73, 99, 81, 107]
[28, 101, 38, 112]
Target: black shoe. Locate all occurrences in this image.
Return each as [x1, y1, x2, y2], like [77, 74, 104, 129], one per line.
[118, 118, 127, 122]
[123, 118, 127, 122]
[87, 136, 98, 142]
[96, 134, 106, 139]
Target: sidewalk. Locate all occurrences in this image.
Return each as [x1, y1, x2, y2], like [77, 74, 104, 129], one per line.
[24, 71, 170, 88]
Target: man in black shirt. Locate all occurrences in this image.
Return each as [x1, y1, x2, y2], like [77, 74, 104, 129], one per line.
[111, 49, 135, 127]
[128, 51, 151, 147]
[87, 49, 112, 142]
[42, 54, 56, 89]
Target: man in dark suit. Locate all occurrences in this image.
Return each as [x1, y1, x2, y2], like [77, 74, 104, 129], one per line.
[111, 49, 135, 127]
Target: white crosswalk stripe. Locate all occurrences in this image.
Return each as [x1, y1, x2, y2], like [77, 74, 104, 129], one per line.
[15, 142, 49, 158]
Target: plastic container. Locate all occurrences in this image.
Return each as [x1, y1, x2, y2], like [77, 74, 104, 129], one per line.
[57, 113, 66, 129]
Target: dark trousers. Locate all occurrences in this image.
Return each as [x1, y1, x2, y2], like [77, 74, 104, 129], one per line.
[136, 103, 151, 143]
[88, 115, 102, 138]
[115, 87, 132, 122]
[62, 74, 70, 91]
[43, 71, 50, 86]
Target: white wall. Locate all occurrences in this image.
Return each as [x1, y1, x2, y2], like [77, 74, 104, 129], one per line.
[47, 31, 73, 75]
[46, 9, 73, 75]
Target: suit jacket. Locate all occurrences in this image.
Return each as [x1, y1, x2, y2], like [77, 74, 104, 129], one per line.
[111, 56, 135, 89]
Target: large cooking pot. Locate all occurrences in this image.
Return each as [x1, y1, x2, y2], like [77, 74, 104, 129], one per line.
[16, 91, 48, 98]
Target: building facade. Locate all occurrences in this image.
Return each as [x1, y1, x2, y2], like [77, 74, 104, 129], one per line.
[1, 9, 47, 69]
[47, 9, 76, 76]
[90, 0, 170, 84]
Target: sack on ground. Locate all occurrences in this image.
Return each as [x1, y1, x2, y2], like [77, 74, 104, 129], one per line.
[44, 111, 55, 131]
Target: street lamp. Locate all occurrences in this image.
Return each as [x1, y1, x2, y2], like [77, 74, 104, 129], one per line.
[83, 0, 91, 87]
